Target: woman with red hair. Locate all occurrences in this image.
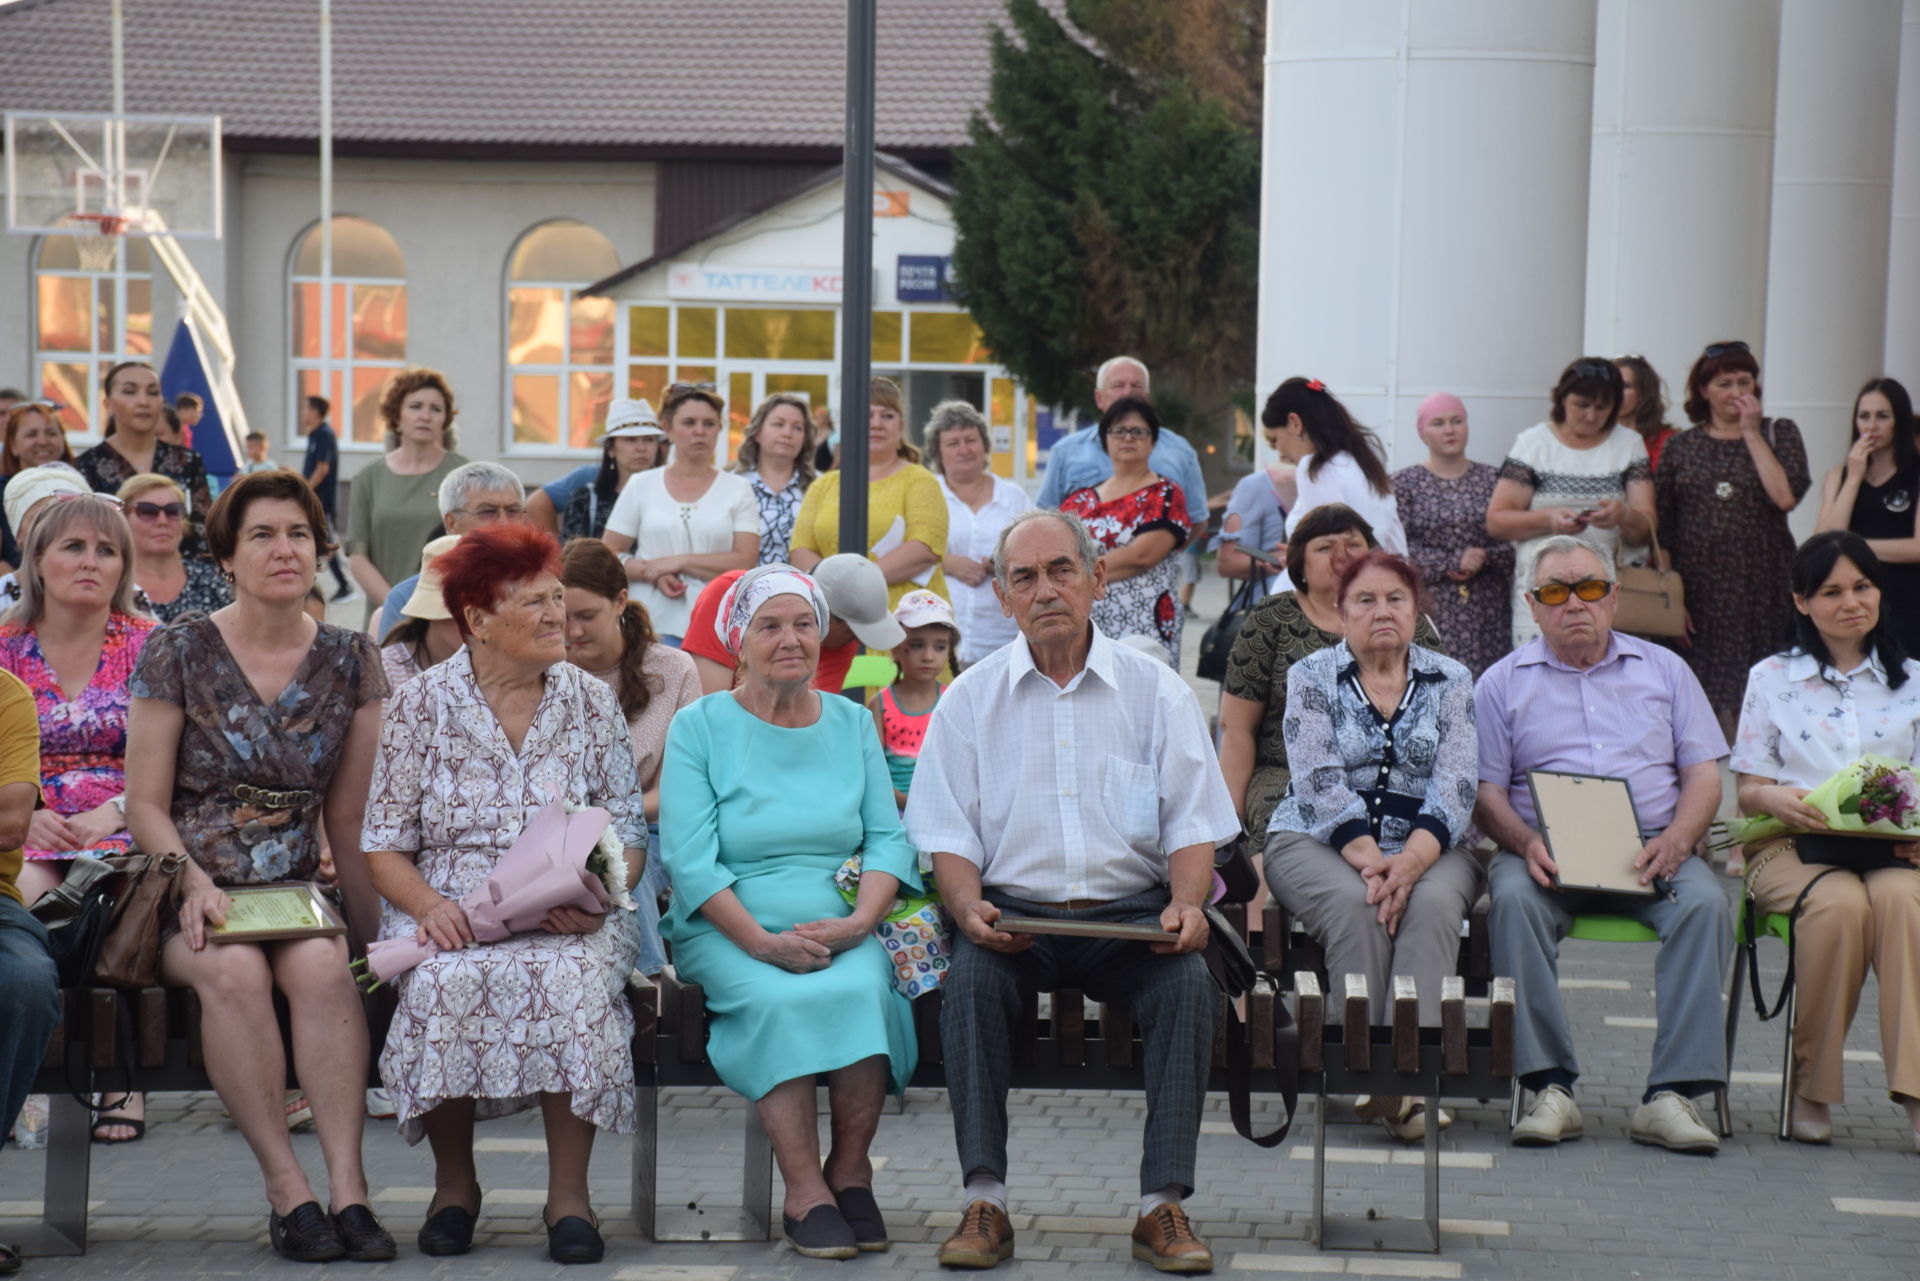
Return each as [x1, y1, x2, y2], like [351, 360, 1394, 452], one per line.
[361, 523, 646, 1265]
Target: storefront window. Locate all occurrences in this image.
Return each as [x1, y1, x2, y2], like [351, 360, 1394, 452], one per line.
[506, 219, 621, 450]
[727, 371, 754, 459]
[678, 307, 717, 360]
[629, 305, 670, 358]
[907, 312, 991, 365]
[33, 234, 155, 436]
[724, 308, 835, 361]
[289, 215, 408, 445]
[871, 310, 902, 364]
[627, 364, 670, 405]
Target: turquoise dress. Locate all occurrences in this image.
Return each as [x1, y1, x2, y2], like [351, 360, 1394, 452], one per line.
[660, 691, 922, 1100]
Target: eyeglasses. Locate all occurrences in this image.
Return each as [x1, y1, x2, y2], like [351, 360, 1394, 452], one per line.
[1106, 426, 1153, 440]
[130, 501, 185, 521]
[1703, 341, 1751, 359]
[1568, 359, 1619, 383]
[1530, 578, 1613, 606]
[452, 504, 524, 522]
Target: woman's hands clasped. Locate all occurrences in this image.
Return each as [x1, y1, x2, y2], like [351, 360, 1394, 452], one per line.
[750, 929, 833, 973]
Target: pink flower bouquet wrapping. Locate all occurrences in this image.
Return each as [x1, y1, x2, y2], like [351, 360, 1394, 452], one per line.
[351, 798, 632, 991]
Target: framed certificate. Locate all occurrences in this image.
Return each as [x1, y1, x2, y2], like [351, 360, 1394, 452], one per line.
[1525, 770, 1657, 899]
[210, 883, 348, 944]
[997, 917, 1174, 942]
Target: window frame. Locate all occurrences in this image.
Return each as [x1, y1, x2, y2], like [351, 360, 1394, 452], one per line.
[285, 216, 408, 453]
[29, 234, 155, 439]
[502, 221, 621, 460]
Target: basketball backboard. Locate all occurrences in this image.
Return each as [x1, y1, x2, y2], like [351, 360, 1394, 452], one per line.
[5, 111, 222, 239]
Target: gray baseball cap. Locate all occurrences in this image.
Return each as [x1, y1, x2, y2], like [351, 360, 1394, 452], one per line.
[812, 554, 906, 650]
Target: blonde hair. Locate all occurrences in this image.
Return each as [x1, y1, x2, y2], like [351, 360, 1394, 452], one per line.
[870, 377, 920, 464]
[7, 495, 140, 624]
[114, 472, 188, 507]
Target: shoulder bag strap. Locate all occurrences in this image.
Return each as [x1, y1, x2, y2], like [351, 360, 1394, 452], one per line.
[1223, 992, 1298, 1148]
[1747, 866, 1847, 1021]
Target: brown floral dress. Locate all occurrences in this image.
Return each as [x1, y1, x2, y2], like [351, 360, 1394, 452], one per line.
[1222, 591, 1443, 837]
[128, 616, 387, 885]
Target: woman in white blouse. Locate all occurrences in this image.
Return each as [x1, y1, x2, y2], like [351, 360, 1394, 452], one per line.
[927, 400, 1031, 667]
[1731, 530, 1920, 1149]
[1261, 377, 1405, 555]
[601, 384, 759, 644]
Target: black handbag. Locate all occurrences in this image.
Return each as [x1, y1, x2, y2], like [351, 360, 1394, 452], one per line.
[1213, 837, 1261, 905]
[1197, 571, 1264, 683]
[1201, 903, 1299, 1148]
[1794, 833, 1908, 875]
[28, 855, 120, 988]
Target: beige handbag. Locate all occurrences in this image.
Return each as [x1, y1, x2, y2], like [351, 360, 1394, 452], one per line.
[1614, 541, 1686, 638]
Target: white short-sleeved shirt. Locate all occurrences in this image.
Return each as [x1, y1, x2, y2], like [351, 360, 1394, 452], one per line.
[1730, 650, 1920, 789]
[940, 475, 1033, 664]
[603, 468, 759, 638]
[1286, 450, 1406, 555]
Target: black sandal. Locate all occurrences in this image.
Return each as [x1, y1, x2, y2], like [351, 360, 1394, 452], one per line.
[545, 1209, 605, 1265]
[269, 1200, 346, 1263]
[417, 1193, 480, 1257]
[330, 1204, 396, 1262]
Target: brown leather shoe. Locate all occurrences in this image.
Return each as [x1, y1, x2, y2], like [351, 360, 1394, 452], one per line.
[1131, 1203, 1213, 1273]
[937, 1200, 1015, 1269]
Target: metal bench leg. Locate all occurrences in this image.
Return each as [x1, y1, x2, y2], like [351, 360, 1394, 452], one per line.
[17, 1091, 90, 1256]
[1508, 1079, 1524, 1129]
[1309, 1079, 1328, 1247]
[632, 1073, 659, 1241]
[1422, 1077, 1441, 1252]
[1777, 986, 1797, 1142]
[742, 1104, 773, 1241]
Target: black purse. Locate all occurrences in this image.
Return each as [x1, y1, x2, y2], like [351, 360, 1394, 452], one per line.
[1197, 571, 1264, 683]
[1200, 903, 1298, 1148]
[1794, 833, 1907, 875]
[28, 855, 120, 988]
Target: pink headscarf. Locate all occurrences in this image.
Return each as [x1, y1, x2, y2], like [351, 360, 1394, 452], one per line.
[1415, 392, 1467, 431]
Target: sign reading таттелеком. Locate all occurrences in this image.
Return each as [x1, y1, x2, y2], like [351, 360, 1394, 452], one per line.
[666, 262, 846, 303]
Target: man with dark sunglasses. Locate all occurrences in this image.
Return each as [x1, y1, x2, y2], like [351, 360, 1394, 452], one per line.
[1473, 535, 1731, 1155]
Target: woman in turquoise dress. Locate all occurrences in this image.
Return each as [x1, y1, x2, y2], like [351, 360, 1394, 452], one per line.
[660, 563, 920, 1261]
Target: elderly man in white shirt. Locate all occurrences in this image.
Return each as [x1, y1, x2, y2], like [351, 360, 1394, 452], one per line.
[906, 509, 1239, 1275]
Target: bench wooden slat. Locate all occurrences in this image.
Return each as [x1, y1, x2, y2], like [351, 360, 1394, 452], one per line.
[1013, 994, 1039, 1068]
[87, 989, 116, 1071]
[676, 978, 708, 1063]
[1248, 980, 1276, 1070]
[1261, 901, 1287, 975]
[1440, 976, 1468, 1077]
[1489, 976, 1516, 1079]
[1392, 976, 1420, 1074]
[1342, 974, 1370, 1072]
[628, 978, 659, 1066]
[1055, 990, 1085, 1069]
[1102, 1002, 1134, 1068]
[914, 989, 945, 1068]
[136, 988, 168, 1069]
[1466, 895, 1493, 982]
[1295, 972, 1323, 1073]
[186, 990, 205, 1069]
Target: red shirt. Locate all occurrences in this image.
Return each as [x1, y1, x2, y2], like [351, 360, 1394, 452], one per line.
[683, 569, 857, 693]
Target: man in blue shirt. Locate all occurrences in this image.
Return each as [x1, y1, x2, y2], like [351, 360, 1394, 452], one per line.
[299, 395, 353, 601]
[525, 464, 599, 535]
[1036, 357, 1209, 530]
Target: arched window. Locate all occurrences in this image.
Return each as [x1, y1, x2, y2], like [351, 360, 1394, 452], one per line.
[31, 234, 154, 436]
[506, 220, 620, 450]
[289, 216, 407, 446]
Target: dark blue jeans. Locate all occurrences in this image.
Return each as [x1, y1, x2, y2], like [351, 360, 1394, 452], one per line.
[0, 893, 59, 1150]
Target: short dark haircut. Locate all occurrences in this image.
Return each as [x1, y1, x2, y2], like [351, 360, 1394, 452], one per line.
[245, 430, 269, 444]
[306, 394, 331, 418]
[1682, 342, 1762, 425]
[1548, 357, 1623, 429]
[1283, 502, 1377, 592]
[205, 470, 336, 564]
[174, 393, 202, 411]
[1852, 377, 1916, 476]
[0, 389, 25, 401]
[1261, 378, 1392, 497]
[1785, 530, 1908, 690]
[1097, 395, 1160, 452]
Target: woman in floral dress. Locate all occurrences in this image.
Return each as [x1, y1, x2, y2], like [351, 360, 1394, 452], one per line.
[1058, 396, 1189, 664]
[734, 393, 816, 564]
[362, 524, 645, 1265]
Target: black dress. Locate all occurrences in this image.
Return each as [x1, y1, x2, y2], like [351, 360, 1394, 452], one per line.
[1848, 458, 1920, 656]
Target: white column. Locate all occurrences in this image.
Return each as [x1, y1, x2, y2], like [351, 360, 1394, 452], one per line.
[1887, 0, 1920, 376]
[1585, 0, 1781, 396]
[1764, 0, 1905, 537]
[1257, 1, 1598, 469]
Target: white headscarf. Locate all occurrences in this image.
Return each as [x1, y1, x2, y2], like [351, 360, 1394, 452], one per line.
[714, 563, 829, 656]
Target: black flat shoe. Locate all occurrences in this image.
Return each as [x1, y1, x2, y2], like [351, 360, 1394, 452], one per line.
[783, 1204, 857, 1260]
[417, 1196, 480, 1257]
[330, 1204, 396, 1262]
[269, 1200, 346, 1263]
[545, 1211, 605, 1265]
[832, 1186, 889, 1252]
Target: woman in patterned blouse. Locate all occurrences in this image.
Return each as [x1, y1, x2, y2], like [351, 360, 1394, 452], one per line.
[733, 393, 817, 564]
[116, 473, 232, 623]
[1263, 551, 1480, 1143]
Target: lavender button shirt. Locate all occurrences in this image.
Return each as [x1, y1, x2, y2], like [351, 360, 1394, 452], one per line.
[1474, 632, 1727, 832]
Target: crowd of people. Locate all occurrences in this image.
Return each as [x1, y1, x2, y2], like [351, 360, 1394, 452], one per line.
[0, 341, 1916, 1275]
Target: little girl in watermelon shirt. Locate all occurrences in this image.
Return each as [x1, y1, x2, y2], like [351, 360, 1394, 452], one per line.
[870, 589, 958, 808]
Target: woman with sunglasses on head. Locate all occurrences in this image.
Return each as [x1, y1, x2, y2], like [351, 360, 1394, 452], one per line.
[116, 473, 232, 624]
[1813, 378, 1920, 657]
[74, 362, 213, 551]
[0, 401, 77, 575]
[1655, 341, 1809, 738]
[600, 383, 759, 646]
[1488, 357, 1656, 647]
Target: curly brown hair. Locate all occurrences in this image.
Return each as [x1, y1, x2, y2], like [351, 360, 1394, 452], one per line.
[378, 368, 458, 449]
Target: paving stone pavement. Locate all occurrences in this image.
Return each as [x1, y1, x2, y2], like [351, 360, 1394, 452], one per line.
[7, 573, 1918, 1278]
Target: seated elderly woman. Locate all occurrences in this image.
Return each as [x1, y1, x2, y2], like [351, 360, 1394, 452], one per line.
[124, 471, 391, 1262]
[1263, 550, 1481, 1142]
[362, 524, 645, 1266]
[660, 563, 921, 1261]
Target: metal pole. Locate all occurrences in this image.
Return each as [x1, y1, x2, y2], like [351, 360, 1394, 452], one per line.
[836, 0, 876, 557]
[319, 0, 333, 428]
[110, 0, 125, 212]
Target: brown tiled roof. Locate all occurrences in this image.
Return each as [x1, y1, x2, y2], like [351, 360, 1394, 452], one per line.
[0, 0, 1011, 153]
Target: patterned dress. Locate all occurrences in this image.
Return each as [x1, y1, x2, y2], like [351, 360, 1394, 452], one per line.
[1391, 462, 1514, 680]
[128, 616, 387, 887]
[0, 612, 156, 859]
[362, 651, 646, 1142]
[743, 469, 808, 565]
[1654, 421, 1810, 726]
[75, 439, 213, 549]
[1060, 479, 1189, 665]
[1497, 423, 1653, 647]
[144, 555, 233, 624]
[1222, 592, 1444, 837]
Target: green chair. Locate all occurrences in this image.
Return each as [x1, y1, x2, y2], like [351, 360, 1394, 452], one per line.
[842, 654, 898, 694]
[1508, 914, 1732, 1136]
[1724, 904, 1796, 1140]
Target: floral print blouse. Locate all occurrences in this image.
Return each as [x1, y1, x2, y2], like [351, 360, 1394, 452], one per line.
[76, 439, 213, 548]
[128, 616, 388, 884]
[1267, 640, 1477, 852]
[745, 469, 808, 565]
[1730, 650, 1920, 790]
[146, 555, 234, 624]
[0, 612, 156, 857]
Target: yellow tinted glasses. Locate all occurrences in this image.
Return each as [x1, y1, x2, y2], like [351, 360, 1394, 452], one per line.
[1530, 578, 1612, 606]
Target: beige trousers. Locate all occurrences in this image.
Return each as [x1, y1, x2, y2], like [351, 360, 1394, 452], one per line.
[1748, 842, 1920, 1103]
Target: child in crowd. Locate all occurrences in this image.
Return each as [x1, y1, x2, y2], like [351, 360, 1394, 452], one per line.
[870, 589, 957, 808]
[241, 430, 279, 474]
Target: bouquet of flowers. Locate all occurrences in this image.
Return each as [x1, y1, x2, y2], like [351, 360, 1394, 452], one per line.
[351, 798, 631, 992]
[834, 854, 950, 1000]
[1723, 754, 1920, 847]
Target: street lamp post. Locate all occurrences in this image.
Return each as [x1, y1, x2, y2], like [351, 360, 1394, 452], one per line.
[837, 0, 876, 557]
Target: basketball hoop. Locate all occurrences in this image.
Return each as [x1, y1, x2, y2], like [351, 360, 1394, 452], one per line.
[61, 211, 131, 271]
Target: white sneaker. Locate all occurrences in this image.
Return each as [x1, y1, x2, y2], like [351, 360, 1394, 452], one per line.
[1630, 1091, 1720, 1154]
[364, 1087, 397, 1119]
[1511, 1084, 1583, 1146]
[1356, 1095, 1452, 1142]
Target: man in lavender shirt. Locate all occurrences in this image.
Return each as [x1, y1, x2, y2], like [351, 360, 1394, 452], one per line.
[1473, 535, 1731, 1155]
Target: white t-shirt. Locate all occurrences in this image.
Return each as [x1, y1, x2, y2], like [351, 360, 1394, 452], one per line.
[604, 467, 759, 638]
[940, 475, 1033, 665]
[1286, 450, 1406, 554]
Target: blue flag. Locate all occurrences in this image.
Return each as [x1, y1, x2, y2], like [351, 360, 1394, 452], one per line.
[159, 319, 239, 485]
